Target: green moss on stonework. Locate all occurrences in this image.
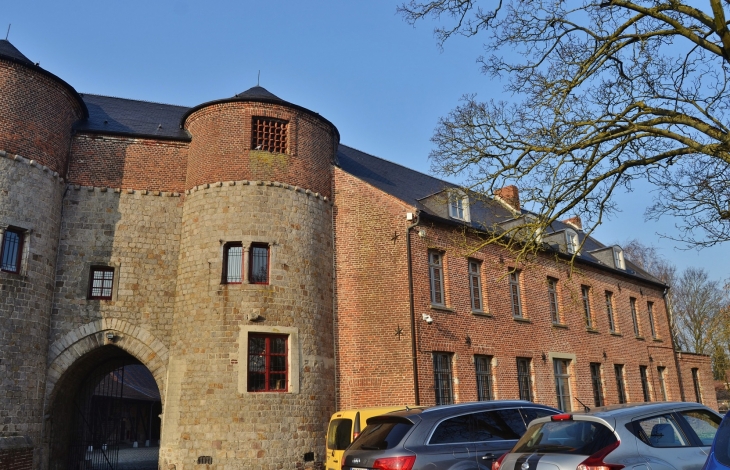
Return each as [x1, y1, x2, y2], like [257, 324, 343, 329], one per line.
[250, 150, 290, 175]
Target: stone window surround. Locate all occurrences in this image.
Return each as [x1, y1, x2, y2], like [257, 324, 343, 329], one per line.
[218, 239, 277, 287]
[548, 352, 577, 411]
[239, 325, 300, 395]
[82, 262, 121, 302]
[0, 225, 31, 276]
[88, 266, 115, 300]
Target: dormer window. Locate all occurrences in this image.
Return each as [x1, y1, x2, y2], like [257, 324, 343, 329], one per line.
[613, 247, 625, 269]
[448, 192, 469, 222]
[565, 229, 579, 255]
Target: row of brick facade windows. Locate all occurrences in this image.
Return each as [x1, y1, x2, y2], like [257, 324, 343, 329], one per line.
[429, 250, 659, 338]
[431, 353, 704, 409]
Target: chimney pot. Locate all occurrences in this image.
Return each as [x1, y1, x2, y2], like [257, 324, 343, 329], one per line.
[494, 185, 521, 212]
[563, 216, 582, 230]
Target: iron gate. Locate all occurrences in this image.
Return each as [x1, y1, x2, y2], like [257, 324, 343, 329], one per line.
[67, 363, 125, 470]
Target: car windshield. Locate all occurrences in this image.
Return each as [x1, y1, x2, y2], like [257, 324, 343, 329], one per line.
[714, 417, 730, 467]
[348, 419, 413, 451]
[513, 420, 617, 455]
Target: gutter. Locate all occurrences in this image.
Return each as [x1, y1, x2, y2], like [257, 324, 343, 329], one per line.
[406, 211, 420, 405]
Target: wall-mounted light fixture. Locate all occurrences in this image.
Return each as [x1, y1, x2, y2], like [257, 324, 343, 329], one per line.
[541, 352, 547, 362]
[465, 336, 472, 346]
[602, 350, 607, 359]
[106, 332, 115, 341]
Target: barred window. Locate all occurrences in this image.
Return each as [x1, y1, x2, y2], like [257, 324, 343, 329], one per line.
[590, 363, 604, 407]
[429, 251, 445, 306]
[469, 260, 483, 311]
[250, 244, 269, 284]
[88, 267, 114, 300]
[251, 117, 287, 153]
[547, 277, 559, 323]
[248, 334, 288, 392]
[517, 357, 533, 402]
[223, 243, 243, 283]
[1, 228, 23, 274]
[433, 352, 453, 405]
[509, 270, 523, 318]
[222, 242, 269, 285]
[475, 355, 493, 401]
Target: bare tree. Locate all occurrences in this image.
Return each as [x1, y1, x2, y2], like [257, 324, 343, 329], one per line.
[399, 1, 730, 254]
[672, 267, 728, 354]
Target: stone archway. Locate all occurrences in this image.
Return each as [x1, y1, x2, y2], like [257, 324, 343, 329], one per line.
[42, 321, 169, 470]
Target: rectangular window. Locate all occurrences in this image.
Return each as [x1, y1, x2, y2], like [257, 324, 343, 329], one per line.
[630, 297, 640, 336]
[251, 117, 287, 153]
[429, 251, 445, 306]
[248, 334, 288, 392]
[548, 277, 559, 323]
[510, 270, 523, 318]
[223, 242, 243, 284]
[647, 301, 657, 338]
[475, 355, 494, 401]
[433, 352, 454, 405]
[249, 244, 269, 284]
[554, 359, 572, 412]
[640, 365, 651, 402]
[605, 291, 616, 332]
[657, 366, 668, 401]
[449, 194, 469, 221]
[1, 228, 23, 274]
[88, 266, 114, 300]
[582, 285, 593, 328]
[590, 363, 604, 407]
[615, 364, 627, 404]
[517, 357, 533, 402]
[469, 260, 483, 311]
[692, 368, 702, 403]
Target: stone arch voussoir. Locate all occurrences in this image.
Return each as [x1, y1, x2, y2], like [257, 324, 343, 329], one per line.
[45, 319, 169, 408]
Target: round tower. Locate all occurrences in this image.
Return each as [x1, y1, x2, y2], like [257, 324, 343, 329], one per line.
[0, 40, 86, 468]
[161, 87, 338, 469]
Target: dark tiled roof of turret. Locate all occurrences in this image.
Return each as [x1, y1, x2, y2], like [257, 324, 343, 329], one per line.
[234, 85, 284, 101]
[0, 39, 33, 65]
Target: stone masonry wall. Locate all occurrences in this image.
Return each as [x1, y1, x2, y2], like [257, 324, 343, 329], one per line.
[0, 152, 66, 468]
[0, 61, 84, 175]
[162, 181, 335, 470]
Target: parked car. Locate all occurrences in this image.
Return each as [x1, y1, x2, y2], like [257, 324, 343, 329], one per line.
[702, 412, 730, 470]
[327, 406, 417, 470]
[495, 402, 722, 470]
[341, 400, 560, 470]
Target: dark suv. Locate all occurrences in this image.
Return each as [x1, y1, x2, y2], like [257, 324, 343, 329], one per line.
[341, 400, 559, 470]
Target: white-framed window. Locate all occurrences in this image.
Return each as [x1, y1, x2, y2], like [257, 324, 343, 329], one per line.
[613, 247, 625, 269]
[565, 229, 579, 254]
[448, 192, 470, 221]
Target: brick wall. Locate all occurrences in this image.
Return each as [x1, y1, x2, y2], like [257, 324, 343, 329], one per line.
[185, 102, 336, 198]
[0, 449, 33, 470]
[0, 61, 84, 174]
[678, 352, 718, 409]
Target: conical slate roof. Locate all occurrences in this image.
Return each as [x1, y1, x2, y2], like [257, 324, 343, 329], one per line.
[0, 39, 33, 65]
[234, 85, 283, 101]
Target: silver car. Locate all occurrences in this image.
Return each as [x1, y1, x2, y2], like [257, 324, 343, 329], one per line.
[497, 402, 722, 470]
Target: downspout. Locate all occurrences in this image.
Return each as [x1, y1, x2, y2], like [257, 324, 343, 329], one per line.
[406, 211, 421, 405]
[664, 287, 686, 401]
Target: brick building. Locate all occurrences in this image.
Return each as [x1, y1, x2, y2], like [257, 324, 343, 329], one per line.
[0, 39, 716, 470]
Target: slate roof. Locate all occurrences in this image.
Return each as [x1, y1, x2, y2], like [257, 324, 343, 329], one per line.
[0, 39, 33, 65]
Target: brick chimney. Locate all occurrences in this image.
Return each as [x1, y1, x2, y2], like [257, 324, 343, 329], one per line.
[494, 185, 520, 212]
[563, 215, 582, 231]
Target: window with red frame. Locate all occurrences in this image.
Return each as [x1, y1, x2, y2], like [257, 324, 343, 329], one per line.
[223, 242, 243, 284]
[1, 228, 24, 274]
[251, 117, 287, 154]
[88, 266, 114, 300]
[248, 334, 287, 392]
[249, 244, 269, 284]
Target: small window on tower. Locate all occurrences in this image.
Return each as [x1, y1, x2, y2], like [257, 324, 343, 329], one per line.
[1, 227, 24, 274]
[88, 266, 115, 300]
[251, 117, 288, 154]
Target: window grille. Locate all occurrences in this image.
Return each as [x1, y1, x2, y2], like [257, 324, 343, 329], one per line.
[657, 367, 668, 401]
[510, 270, 523, 317]
[640, 365, 651, 402]
[1, 228, 23, 273]
[433, 352, 453, 405]
[223, 243, 243, 283]
[647, 301, 656, 338]
[475, 355, 493, 401]
[630, 297, 640, 336]
[590, 363, 604, 407]
[582, 286, 592, 328]
[88, 267, 114, 300]
[429, 252, 445, 306]
[248, 334, 287, 392]
[614, 364, 626, 404]
[547, 277, 559, 323]
[554, 359, 571, 411]
[251, 117, 287, 153]
[469, 260, 482, 311]
[692, 368, 702, 403]
[605, 291, 616, 332]
[250, 244, 269, 284]
[516, 358, 533, 401]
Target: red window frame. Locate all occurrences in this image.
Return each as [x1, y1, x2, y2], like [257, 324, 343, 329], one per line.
[249, 243, 269, 285]
[248, 334, 288, 392]
[88, 266, 114, 300]
[1, 228, 24, 274]
[223, 242, 243, 284]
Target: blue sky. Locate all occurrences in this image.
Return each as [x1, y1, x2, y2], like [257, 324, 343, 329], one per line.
[4, 1, 728, 282]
